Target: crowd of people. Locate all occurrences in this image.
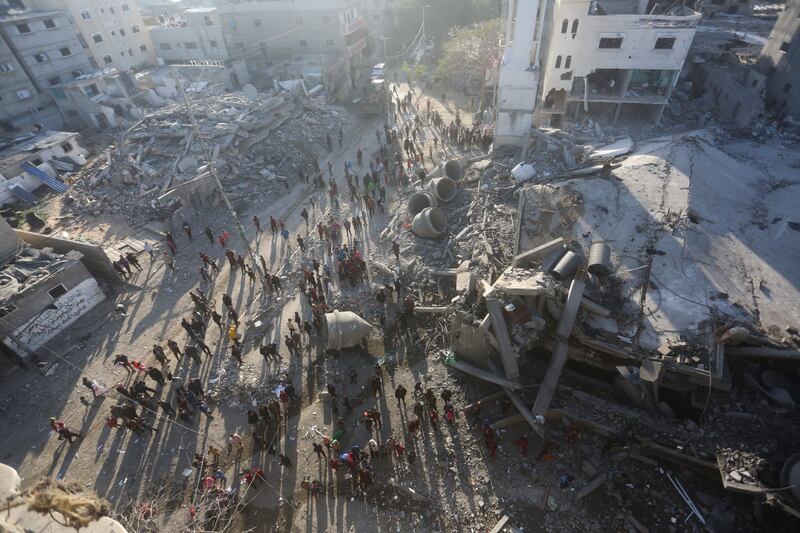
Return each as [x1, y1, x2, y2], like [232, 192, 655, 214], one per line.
[43, 73, 510, 523]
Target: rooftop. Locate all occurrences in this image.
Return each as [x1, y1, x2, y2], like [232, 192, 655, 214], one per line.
[0, 245, 78, 305]
[518, 131, 800, 354]
[0, 131, 78, 179]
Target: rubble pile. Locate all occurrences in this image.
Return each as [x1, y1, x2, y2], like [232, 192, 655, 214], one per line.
[357, 127, 800, 529]
[62, 90, 343, 222]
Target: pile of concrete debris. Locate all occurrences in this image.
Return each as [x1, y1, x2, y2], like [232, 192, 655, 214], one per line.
[61, 89, 343, 222]
[361, 129, 800, 529]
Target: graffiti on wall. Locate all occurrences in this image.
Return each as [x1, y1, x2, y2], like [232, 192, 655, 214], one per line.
[4, 278, 105, 355]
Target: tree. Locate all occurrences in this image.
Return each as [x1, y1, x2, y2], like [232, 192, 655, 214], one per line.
[386, 0, 500, 58]
[401, 61, 428, 88]
[434, 18, 502, 96]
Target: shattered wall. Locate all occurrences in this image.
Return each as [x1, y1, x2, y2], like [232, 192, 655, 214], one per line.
[2, 261, 105, 357]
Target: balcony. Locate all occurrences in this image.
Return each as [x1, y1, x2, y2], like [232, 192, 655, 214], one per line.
[341, 16, 366, 36]
[347, 36, 367, 55]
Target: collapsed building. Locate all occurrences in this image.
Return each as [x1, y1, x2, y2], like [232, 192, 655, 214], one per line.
[59, 85, 343, 228]
[370, 122, 800, 526]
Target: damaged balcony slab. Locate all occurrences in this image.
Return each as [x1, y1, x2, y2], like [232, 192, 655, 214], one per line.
[531, 279, 585, 419]
[485, 297, 521, 382]
[446, 358, 521, 389]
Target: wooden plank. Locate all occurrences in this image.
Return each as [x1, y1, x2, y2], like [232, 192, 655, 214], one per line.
[531, 280, 585, 417]
[414, 306, 450, 314]
[446, 360, 520, 389]
[489, 515, 510, 533]
[486, 297, 520, 382]
[514, 238, 564, 266]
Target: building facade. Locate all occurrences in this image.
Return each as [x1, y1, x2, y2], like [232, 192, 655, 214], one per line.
[146, 7, 228, 62]
[495, 0, 700, 145]
[27, 0, 156, 70]
[0, 7, 94, 130]
[537, 0, 700, 127]
[216, 0, 369, 96]
[758, 0, 800, 122]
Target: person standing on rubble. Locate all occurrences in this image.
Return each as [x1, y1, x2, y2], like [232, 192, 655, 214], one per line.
[253, 215, 261, 233]
[225, 248, 237, 269]
[165, 232, 177, 254]
[162, 251, 178, 272]
[338, 126, 343, 148]
[326, 133, 333, 152]
[356, 148, 363, 166]
[182, 221, 192, 240]
[300, 208, 309, 231]
[125, 252, 142, 271]
[392, 241, 400, 262]
[144, 242, 155, 260]
[204, 226, 214, 244]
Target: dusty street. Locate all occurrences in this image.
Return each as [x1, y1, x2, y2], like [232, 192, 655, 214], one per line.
[0, 79, 510, 532]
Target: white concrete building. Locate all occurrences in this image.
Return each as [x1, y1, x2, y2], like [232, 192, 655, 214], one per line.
[495, 0, 700, 145]
[0, 130, 86, 205]
[146, 7, 228, 62]
[0, 7, 94, 130]
[27, 0, 156, 70]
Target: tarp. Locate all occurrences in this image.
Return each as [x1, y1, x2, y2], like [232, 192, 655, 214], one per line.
[20, 161, 68, 193]
[9, 184, 37, 204]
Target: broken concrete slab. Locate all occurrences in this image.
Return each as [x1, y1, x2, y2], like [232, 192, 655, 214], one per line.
[514, 237, 565, 266]
[531, 279, 585, 417]
[447, 359, 520, 389]
[576, 473, 608, 500]
[485, 297, 521, 382]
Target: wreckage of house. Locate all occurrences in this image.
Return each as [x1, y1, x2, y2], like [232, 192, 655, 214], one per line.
[0, 216, 105, 368]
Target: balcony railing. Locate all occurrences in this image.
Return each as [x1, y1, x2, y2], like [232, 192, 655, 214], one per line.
[341, 16, 366, 36]
[347, 36, 367, 55]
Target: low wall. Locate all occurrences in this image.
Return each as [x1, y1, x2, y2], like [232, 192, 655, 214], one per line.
[14, 229, 121, 280]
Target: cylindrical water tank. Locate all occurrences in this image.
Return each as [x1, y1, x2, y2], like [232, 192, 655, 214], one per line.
[426, 176, 458, 203]
[323, 310, 373, 350]
[444, 159, 462, 180]
[411, 207, 447, 239]
[587, 242, 612, 276]
[550, 250, 581, 281]
[407, 191, 437, 216]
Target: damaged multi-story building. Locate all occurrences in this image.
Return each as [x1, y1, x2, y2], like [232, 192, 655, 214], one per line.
[495, 0, 700, 145]
[215, 0, 371, 97]
[757, 0, 800, 123]
[25, 0, 156, 70]
[143, 6, 250, 89]
[0, 0, 95, 130]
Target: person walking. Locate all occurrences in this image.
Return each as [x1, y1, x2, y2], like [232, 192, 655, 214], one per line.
[253, 215, 261, 233]
[182, 221, 193, 240]
[300, 208, 309, 231]
[162, 251, 178, 272]
[392, 240, 400, 262]
[152, 344, 168, 366]
[125, 252, 141, 271]
[395, 384, 407, 407]
[167, 339, 182, 361]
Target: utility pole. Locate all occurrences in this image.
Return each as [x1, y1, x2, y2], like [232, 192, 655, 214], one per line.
[380, 36, 388, 59]
[169, 66, 271, 297]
